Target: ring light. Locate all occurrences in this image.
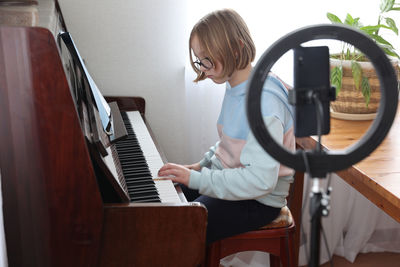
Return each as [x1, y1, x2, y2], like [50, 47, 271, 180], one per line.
[246, 24, 398, 177]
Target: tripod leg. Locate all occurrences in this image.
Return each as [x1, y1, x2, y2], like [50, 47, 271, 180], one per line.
[308, 181, 322, 267]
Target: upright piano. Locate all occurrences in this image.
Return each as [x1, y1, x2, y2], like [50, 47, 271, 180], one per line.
[0, 1, 207, 266]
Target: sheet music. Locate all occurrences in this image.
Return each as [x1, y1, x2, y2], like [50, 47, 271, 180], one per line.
[81, 56, 111, 131]
[60, 32, 111, 132]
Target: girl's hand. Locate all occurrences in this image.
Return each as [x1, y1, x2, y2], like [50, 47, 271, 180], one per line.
[184, 162, 201, 171]
[158, 163, 191, 186]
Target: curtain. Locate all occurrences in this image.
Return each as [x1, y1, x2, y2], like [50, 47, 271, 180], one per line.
[0, 171, 7, 267]
[219, 173, 400, 266]
[299, 174, 400, 265]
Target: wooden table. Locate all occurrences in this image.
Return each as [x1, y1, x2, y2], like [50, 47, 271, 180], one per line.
[296, 107, 400, 223]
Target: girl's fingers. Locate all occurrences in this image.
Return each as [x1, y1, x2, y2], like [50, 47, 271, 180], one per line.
[159, 168, 177, 177]
[157, 163, 190, 186]
[159, 163, 179, 173]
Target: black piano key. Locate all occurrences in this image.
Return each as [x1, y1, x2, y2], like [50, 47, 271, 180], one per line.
[124, 170, 151, 175]
[124, 170, 152, 176]
[119, 156, 148, 162]
[117, 152, 144, 157]
[121, 165, 148, 171]
[115, 146, 142, 151]
[116, 140, 139, 144]
[128, 190, 160, 200]
[123, 169, 151, 176]
[121, 166, 149, 172]
[120, 160, 147, 166]
[120, 159, 147, 164]
[131, 198, 160, 203]
[121, 167, 150, 173]
[116, 141, 140, 146]
[125, 175, 153, 181]
[127, 184, 157, 191]
[124, 175, 153, 181]
[125, 179, 155, 186]
[118, 152, 144, 158]
[128, 189, 159, 196]
[115, 145, 142, 151]
[115, 111, 161, 203]
[116, 147, 140, 152]
[120, 159, 148, 165]
[130, 195, 160, 202]
[128, 189, 159, 197]
[125, 178, 154, 184]
[120, 161, 150, 169]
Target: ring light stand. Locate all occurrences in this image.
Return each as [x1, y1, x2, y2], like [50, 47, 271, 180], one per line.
[246, 24, 398, 267]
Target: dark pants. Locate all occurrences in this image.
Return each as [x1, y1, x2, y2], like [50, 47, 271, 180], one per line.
[181, 185, 281, 244]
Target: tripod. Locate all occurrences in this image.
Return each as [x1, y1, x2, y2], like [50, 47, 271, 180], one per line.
[246, 24, 398, 267]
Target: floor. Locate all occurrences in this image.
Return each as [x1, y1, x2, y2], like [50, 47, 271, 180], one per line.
[300, 252, 400, 267]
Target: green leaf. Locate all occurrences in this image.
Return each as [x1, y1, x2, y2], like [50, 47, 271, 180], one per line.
[378, 42, 399, 55]
[326, 12, 342, 24]
[352, 53, 365, 61]
[344, 14, 362, 28]
[346, 48, 351, 59]
[360, 24, 390, 34]
[361, 76, 371, 107]
[363, 23, 397, 36]
[382, 47, 400, 59]
[380, 0, 395, 12]
[378, 24, 397, 31]
[344, 13, 355, 26]
[351, 61, 362, 90]
[385, 17, 398, 34]
[369, 34, 395, 48]
[330, 65, 343, 96]
[353, 17, 361, 26]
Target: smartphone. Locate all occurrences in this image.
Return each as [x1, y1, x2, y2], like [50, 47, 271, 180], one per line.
[293, 46, 331, 137]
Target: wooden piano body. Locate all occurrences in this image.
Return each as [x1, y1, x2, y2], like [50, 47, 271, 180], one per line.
[0, 2, 207, 266]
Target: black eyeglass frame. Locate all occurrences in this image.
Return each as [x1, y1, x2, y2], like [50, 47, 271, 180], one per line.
[193, 57, 214, 71]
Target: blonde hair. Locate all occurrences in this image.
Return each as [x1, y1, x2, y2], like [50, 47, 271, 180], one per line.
[189, 9, 256, 82]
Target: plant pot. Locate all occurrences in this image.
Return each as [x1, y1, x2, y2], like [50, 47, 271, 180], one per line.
[330, 58, 399, 115]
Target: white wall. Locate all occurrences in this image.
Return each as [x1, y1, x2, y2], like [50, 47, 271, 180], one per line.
[59, 0, 190, 163]
[59, 0, 399, 163]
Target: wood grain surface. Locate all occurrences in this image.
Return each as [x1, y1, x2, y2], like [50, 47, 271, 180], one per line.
[297, 107, 400, 223]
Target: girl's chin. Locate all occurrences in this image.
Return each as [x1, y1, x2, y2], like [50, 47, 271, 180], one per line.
[210, 78, 225, 84]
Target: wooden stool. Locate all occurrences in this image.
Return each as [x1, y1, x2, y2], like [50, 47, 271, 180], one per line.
[205, 171, 304, 267]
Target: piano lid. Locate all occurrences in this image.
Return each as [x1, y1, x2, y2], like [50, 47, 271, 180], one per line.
[0, 25, 104, 267]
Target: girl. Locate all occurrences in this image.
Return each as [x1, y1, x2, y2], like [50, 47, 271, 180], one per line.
[158, 9, 295, 244]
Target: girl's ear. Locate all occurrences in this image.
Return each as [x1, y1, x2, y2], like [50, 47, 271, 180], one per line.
[237, 39, 245, 57]
[235, 40, 244, 59]
[239, 39, 244, 48]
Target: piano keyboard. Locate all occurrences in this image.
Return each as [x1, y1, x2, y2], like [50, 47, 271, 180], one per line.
[114, 111, 181, 203]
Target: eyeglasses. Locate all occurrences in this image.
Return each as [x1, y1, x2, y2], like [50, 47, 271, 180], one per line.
[193, 57, 213, 71]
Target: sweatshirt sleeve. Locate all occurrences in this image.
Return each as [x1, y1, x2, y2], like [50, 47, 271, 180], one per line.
[188, 116, 283, 200]
[198, 142, 220, 168]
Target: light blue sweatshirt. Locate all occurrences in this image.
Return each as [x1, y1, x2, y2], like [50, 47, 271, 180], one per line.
[188, 75, 295, 208]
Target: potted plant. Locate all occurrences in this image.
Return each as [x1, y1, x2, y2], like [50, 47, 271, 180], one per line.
[327, 0, 400, 117]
